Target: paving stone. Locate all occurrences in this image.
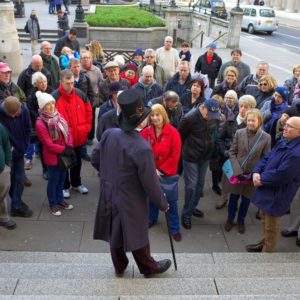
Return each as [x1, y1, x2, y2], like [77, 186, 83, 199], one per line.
[0, 297, 116, 300]
[121, 296, 300, 300]
[216, 278, 300, 295]
[0, 222, 83, 252]
[14, 278, 217, 296]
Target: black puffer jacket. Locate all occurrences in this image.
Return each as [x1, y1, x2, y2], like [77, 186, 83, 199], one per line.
[194, 52, 222, 81]
[178, 108, 218, 163]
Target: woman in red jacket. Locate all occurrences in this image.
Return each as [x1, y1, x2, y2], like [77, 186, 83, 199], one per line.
[141, 104, 182, 241]
[35, 91, 74, 216]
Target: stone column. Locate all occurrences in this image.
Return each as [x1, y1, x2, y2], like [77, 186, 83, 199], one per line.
[0, 1, 23, 75]
[285, 0, 296, 12]
[273, 0, 283, 10]
[226, 8, 243, 49]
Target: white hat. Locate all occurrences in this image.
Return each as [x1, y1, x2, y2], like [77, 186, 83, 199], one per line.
[36, 91, 55, 109]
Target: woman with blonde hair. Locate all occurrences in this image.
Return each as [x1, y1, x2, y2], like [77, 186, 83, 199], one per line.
[212, 66, 240, 98]
[88, 40, 106, 72]
[140, 104, 182, 241]
[224, 108, 271, 234]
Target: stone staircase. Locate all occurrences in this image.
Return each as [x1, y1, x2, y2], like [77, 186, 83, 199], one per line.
[0, 251, 300, 299]
[17, 29, 59, 44]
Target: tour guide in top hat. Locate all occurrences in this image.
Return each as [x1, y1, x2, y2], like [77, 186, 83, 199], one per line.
[91, 89, 172, 277]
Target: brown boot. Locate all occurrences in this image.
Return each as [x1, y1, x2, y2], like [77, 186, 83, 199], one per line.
[224, 220, 234, 232]
[245, 241, 264, 252]
[238, 223, 245, 234]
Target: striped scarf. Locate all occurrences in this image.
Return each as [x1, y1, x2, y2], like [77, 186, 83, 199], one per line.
[39, 109, 69, 143]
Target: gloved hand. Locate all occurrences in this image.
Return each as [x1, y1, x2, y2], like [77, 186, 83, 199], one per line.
[62, 145, 75, 156]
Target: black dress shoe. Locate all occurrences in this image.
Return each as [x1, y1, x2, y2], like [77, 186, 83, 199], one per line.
[144, 259, 172, 278]
[42, 170, 48, 181]
[0, 220, 17, 230]
[255, 209, 261, 220]
[11, 204, 33, 218]
[212, 185, 222, 195]
[296, 237, 300, 247]
[192, 208, 204, 218]
[281, 230, 298, 237]
[181, 216, 192, 229]
[81, 153, 91, 161]
[245, 242, 263, 252]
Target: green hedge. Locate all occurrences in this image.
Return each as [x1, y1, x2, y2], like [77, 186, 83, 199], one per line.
[85, 7, 165, 28]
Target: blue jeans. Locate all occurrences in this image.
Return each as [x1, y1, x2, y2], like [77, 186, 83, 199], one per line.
[9, 157, 25, 209]
[47, 166, 67, 207]
[48, 2, 55, 13]
[227, 193, 250, 224]
[25, 144, 34, 161]
[149, 175, 180, 235]
[182, 159, 209, 218]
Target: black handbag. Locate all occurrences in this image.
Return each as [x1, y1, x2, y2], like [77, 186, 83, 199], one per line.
[58, 153, 77, 170]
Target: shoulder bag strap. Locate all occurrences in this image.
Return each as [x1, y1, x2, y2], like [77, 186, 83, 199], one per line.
[241, 131, 264, 169]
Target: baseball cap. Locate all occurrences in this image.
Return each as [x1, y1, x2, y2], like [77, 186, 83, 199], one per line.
[204, 98, 220, 120]
[0, 62, 12, 73]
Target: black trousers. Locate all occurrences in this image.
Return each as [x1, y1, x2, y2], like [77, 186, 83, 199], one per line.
[88, 107, 96, 141]
[64, 146, 82, 189]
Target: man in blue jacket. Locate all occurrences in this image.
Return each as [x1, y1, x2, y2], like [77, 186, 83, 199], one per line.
[0, 97, 33, 218]
[246, 116, 300, 252]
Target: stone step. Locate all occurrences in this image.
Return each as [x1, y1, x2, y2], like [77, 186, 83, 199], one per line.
[0, 262, 299, 279]
[0, 296, 300, 300]
[5, 278, 218, 296]
[17, 29, 59, 43]
[1, 251, 300, 265]
[1, 277, 300, 296]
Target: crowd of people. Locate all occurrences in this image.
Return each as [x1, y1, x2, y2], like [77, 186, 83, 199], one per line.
[1, 29, 300, 276]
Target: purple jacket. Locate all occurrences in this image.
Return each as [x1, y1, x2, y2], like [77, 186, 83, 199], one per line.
[252, 136, 300, 216]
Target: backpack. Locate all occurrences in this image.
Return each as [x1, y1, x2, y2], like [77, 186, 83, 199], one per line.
[24, 22, 29, 34]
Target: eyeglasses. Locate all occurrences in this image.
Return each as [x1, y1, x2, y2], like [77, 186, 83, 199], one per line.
[284, 123, 300, 130]
[81, 57, 90, 60]
[259, 82, 268, 86]
[145, 56, 154, 58]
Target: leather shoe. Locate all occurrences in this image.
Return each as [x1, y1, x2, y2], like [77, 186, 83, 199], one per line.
[11, 203, 33, 218]
[296, 237, 300, 247]
[245, 242, 263, 252]
[144, 259, 172, 278]
[215, 199, 227, 209]
[181, 216, 191, 229]
[212, 185, 222, 195]
[237, 223, 245, 234]
[0, 220, 16, 230]
[224, 220, 234, 232]
[172, 232, 182, 242]
[192, 208, 204, 218]
[281, 230, 298, 237]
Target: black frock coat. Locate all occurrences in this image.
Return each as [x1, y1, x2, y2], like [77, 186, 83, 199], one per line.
[91, 128, 168, 252]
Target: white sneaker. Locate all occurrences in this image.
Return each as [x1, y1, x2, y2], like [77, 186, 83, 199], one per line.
[63, 189, 70, 198]
[72, 185, 88, 194]
[50, 206, 62, 216]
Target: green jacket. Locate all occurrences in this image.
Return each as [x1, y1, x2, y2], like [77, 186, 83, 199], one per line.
[40, 52, 60, 89]
[0, 123, 12, 173]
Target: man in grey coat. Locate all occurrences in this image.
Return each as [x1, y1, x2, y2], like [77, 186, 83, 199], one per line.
[24, 10, 40, 56]
[91, 89, 171, 277]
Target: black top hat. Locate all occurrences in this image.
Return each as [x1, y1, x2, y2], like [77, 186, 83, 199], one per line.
[118, 89, 151, 132]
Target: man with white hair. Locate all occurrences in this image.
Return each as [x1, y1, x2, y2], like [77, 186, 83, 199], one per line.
[40, 41, 60, 89]
[17, 55, 52, 97]
[246, 116, 300, 252]
[156, 36, 180, 80]
[138, 49, 167, 87]
[133, 65, 163, 106]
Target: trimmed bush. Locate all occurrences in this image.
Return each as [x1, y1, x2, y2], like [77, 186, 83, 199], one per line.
[85, 7, 165, 28]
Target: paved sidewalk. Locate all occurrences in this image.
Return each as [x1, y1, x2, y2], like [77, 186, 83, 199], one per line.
[3, 0, 300, 254]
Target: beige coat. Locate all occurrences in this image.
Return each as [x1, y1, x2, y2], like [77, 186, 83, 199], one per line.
[224, 127, 271, 199]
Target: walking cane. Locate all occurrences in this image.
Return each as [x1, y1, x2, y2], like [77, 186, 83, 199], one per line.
[165, 211, 177, 271]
